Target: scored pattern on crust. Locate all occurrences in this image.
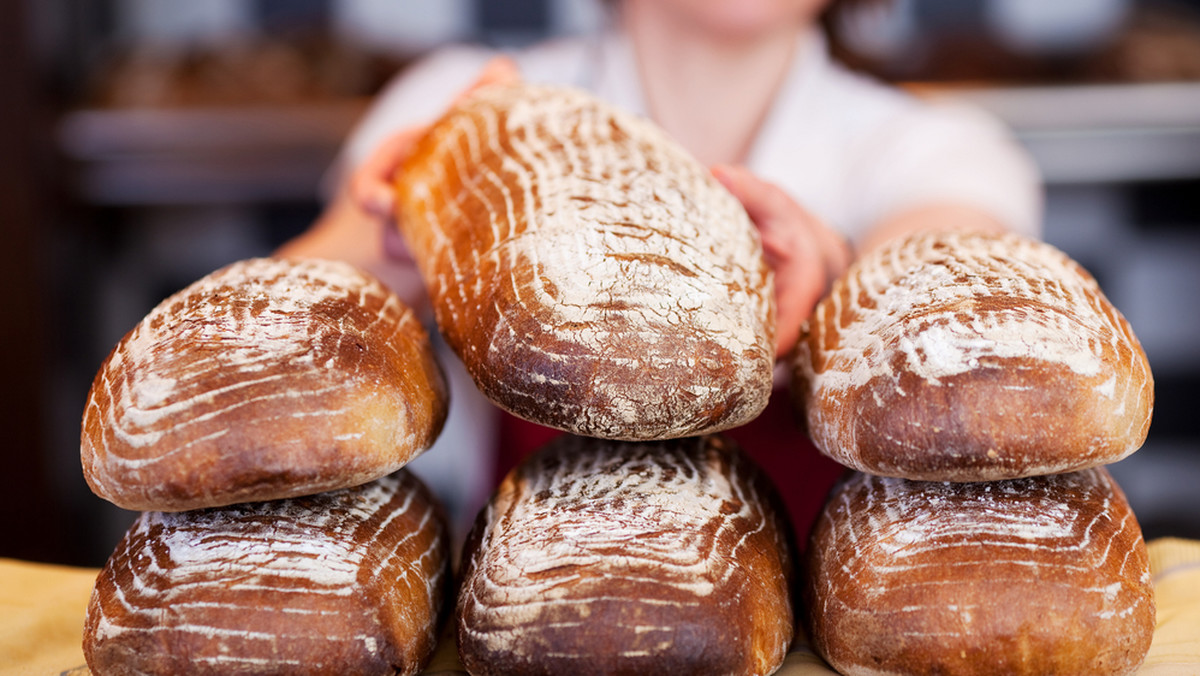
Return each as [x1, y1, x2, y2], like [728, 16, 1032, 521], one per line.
[793, 231, 1153, 479]
[80, 257, 447, 510]
[456, 435, 793, 676]
[807, 468, 1155, 676]
[396, 83, 775, 440]
[84, 472, 448, 676]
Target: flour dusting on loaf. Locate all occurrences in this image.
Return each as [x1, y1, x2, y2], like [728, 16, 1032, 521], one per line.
[456, 435, 793, 676]
[396, 82, 775, 440]
[806, 468, 1155, 676]
[793, 230, 1153, 481]
[83, 471, 450, 676]
[81, 257, 448, 511]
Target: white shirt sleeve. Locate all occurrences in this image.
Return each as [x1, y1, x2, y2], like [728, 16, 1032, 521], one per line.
[844, 98, 1044, 241]
[748, 32, 1043, 244]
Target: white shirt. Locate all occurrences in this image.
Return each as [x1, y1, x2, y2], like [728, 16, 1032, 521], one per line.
[335, 29, 1043, 242]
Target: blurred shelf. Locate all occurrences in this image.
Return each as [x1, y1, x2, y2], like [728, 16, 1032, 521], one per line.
[919, 81, 1200, 184]
[57, 99, 368, 205]
[57, 82, 1200, 207]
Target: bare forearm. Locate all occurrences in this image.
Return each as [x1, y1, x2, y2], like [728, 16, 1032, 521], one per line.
[856, 202, 1011, 256]
[276, 194, 430, 314]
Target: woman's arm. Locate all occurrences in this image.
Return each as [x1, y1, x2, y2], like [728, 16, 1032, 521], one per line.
[854, 201, 1009, 255]
[275, 58, 521, 313]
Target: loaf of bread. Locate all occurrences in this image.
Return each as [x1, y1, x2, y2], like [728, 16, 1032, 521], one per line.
[456, 434, 794, 676]
[792, 230, 1153, 481]
[83, 471, 450, 676]
[80, 257, 448, 511]
[805, 467, 1155, 676]
[394, 82, 775, 441]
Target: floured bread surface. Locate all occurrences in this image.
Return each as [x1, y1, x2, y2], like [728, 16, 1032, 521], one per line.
[806, 468, 1154, 676]
[793, 230, 1153, 481]
[83, 471, 450, 676]
[395, 82, 775, 440]
[456, 435, 794, 676]
[80, 257, 448, 511]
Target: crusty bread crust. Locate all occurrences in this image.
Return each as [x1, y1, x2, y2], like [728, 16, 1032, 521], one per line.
[81, 257, 448, 511]
[792, 231, 1153, 481]
[83, 471, 450, 676]
[394, 83, 775, 441]
[456, 434, 794, 676]
[806, 468, 1155, 676]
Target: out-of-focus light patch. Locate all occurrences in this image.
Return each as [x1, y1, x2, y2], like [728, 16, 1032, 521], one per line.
[985, 0, 1130, 55]
[115, 0, 255, 46]
[550, 0, 609, 36]
[836, 0, 920, 62]
[332, 0, 476, 55]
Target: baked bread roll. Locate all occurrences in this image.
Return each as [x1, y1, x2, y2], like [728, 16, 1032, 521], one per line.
[394, 82, 775, 440]
[792, 230, 1153, 481]
[83, 471, 450, 676]
[805, 468, 1155, 676]
[456, 434, 794, 676]
[81, 257, 448, 511]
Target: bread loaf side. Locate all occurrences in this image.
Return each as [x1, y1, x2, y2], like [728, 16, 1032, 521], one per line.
[83, 471, 450, 676]
[456, 434, 794, 676]
[395, 83, 775, 440]
[806, 468, 1155, 676]
[80, 257, 448, 511]
[793, 230, 1153, 480]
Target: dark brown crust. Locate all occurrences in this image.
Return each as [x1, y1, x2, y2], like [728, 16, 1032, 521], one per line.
[80, 258, 448, 511]
[456, 435, 795, 676]
[792, 231, 1154, 481]
[394, 83, 775, 441]
[83, 472, 450, 676]
[841, 356, 1130, 481]
[805, 468, 1155, 676]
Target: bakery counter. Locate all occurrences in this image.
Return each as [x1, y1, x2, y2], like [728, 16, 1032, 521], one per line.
[5, 538, 1199, 676]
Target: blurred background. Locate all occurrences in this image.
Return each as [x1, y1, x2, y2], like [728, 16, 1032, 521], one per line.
[3, 0, 1199, 567]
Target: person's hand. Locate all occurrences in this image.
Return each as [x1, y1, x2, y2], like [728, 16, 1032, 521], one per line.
[712, 164, 852, 359]
[349, 56, 522, 261]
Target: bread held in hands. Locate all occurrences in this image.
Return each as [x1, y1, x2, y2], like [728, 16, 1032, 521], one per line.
[81, 257, 448, 511]
[394, 82, 775, 441]
[792, 230, 1153, 481]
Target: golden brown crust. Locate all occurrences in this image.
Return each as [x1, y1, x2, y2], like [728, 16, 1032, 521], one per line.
[805, 468, 1155, 676]
[456, 435, 795, 676]
[80, 257, 448, 511]
[83, 471, 450, 676]
[792, 231, 1154, 481]
[394, 83, 775, 441]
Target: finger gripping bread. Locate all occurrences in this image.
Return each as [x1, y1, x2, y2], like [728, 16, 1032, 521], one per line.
[792, 230, 1153, 481]
[80, 257, 449, 511]
[394, 83, 775, 440]
[83, 471, 451, 676]
[456, 434, 795, 676]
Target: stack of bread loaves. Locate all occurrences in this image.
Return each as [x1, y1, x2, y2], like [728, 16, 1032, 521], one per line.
[392, 82, 793, 675]
[792, 230, 1157, 675]
[78, 257, 453, 676]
